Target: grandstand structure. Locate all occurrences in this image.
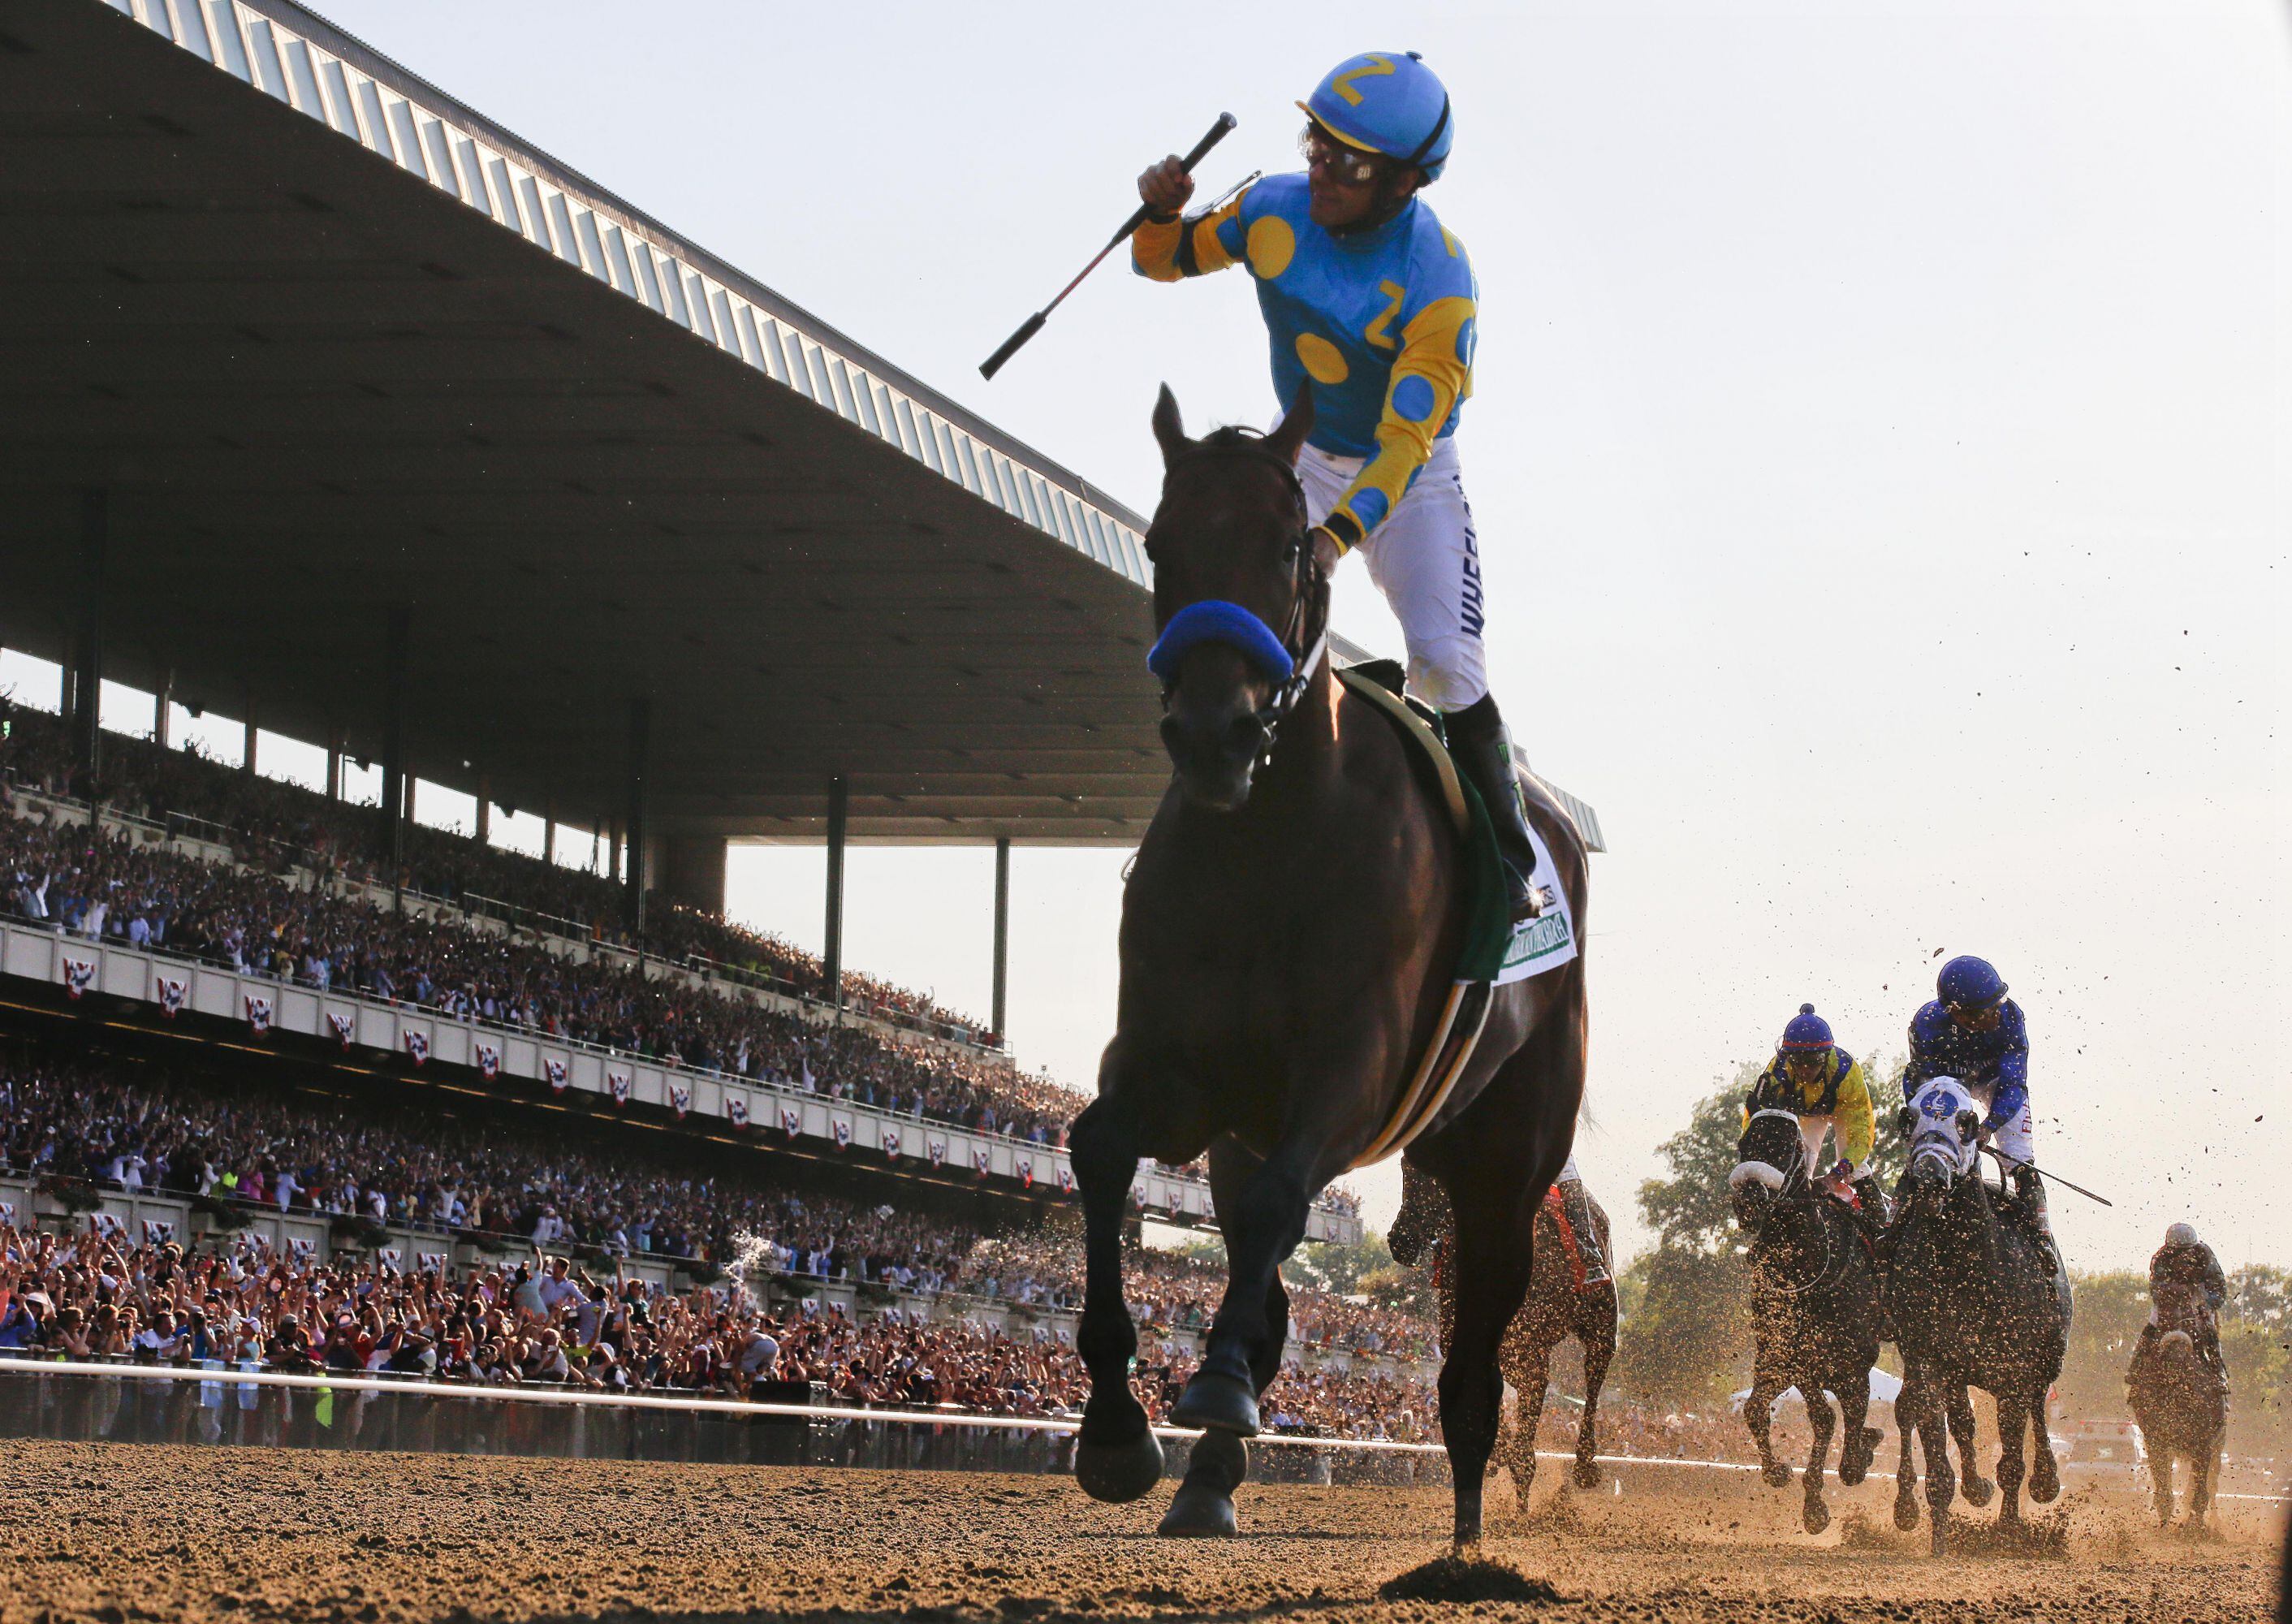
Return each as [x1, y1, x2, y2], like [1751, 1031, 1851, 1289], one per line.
[0, 0, 1602, 1257]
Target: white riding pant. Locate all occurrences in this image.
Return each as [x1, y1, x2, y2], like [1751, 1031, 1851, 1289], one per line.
[1296, 434, 1490, 713]
[1557, 1151, 1582, 1185]
[1793, 1113, 1845, 1178]
[1962, 1079, 2035, 1168]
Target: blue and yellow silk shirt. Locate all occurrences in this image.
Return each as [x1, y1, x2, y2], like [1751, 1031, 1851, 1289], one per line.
[1133, 172, 1476, 553]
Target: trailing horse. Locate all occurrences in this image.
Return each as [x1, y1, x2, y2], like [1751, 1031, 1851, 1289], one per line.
[1066, 389, 1591, 1547]
[2125, 1283, 2229, 1530]
[1398, 1163, 1619, 1505]
[1887, 1077, 2071, 1555]
[1728, 1108, 1886, 1535]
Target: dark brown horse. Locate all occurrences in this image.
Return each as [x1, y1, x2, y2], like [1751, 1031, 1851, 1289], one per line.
[1401, 1164, 1617, 1505]
[1067, 388, 1591, 1546]
[2126, 1285, 2229, 1530]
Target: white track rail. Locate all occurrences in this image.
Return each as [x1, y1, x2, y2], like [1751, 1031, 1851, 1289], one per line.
[3, 1359, 2281, 1502]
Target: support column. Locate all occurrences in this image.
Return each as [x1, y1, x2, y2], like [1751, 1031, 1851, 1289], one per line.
[378, 606, 410, 887]
[542, 805, 556, 866]
[71, 490, 105, 783]
[606, 818, 621, 883]
[661, 836, 727, 916]
[324, 727, 343, 801]
[241, 693, 257, 777]
[154, 670, 174, 751]
[822, 775, 848, 1009]
[992, 836, 1011, 1043]
[624, 698, 650, 932]
[475, 775, 491, 845]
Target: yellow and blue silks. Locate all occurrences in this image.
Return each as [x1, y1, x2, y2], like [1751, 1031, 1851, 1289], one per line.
[1133, 173, 1476, 555]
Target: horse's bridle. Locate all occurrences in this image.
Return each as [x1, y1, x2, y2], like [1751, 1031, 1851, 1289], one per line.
[1155, 438, 1332, 771]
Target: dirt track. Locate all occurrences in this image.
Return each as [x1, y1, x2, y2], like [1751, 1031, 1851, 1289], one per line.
[0, 1439, 2278, 1623]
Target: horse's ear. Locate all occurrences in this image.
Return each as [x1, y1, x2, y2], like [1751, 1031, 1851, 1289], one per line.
[1955, 1108, 1982, 1145]
[1263, 382, 1315, 466]
[1895, 1105, 1917, 1143]
[1151, 385, 1190, 467]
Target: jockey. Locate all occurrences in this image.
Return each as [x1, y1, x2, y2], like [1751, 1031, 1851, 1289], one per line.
[1552, 1151, 1611, 1289]
[2141, 1221, 2230, 1396]
[1740, 1004, 1889, 1236]
[1133, 53, 1548, 921]
[1902, 956, 2048, 1251]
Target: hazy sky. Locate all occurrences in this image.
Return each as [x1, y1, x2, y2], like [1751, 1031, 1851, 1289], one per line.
[192, 1, 2292, 1268]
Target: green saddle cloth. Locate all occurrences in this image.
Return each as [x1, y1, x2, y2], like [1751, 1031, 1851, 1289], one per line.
[1334, 663, 1516, 985]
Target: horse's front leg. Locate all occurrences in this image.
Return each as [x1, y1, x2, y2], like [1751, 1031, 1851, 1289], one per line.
[2026, 1384, 2061, 1505]
[1802, 1386, 1837, 1535]
[1947, 1384, 1992, 1505]
[1837, 1367, 1877, 1487]
[2152, 1445, 2175, 1527]
[1497, 1329, 1551, 1509]
[2191, 1439, 2218, 1529]
[1438, 1188, 1539, 1550]
[1744, 1367, 1789, 1488]
[1573, 1299, 1616, 1490]
[1068, 1093, 1162, 1503]
[1993, 1389, 2029, 1529]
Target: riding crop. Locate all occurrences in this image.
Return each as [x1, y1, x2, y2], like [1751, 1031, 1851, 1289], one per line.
[1983, 1144, 2113, 1206]
[978, 113, 1237, 380]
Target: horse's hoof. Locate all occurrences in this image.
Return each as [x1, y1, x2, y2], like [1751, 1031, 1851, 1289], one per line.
[1958, 1473, 1993, 1508]
[1762, 1461, 1792, 1488]
[1170, 1369, 1259, 1436]
[1839, 1459, 1868, 1488]
[1893, 1492, 1921, 1533]
[1571, 1459, 1603, 1491]
[1156, 1480, 1237, 1538]
[1074, 1429, 1165, 1504]
[2030, 1467, 2061, 1505]
[1802, 1496, 1831, 1536]
[1929, 1520, 1949, 1558]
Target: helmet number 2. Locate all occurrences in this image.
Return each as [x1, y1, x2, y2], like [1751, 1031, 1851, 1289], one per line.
[1331, 56, 1396, 106]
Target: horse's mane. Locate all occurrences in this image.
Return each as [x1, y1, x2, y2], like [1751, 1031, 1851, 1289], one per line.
[1196, 424, 1273, 452]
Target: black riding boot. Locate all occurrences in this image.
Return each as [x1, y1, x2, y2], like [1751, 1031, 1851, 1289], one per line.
[2012, 1165, 2061, 1277]
[1445, 693, 1543, 922]
[1559, 1177, 1610, 1288]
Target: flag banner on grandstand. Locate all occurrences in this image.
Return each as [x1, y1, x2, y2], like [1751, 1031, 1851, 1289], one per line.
[669, 1082, 690, 1119]
[1057, 1166, 1075, 1194]
[404, 1030, 429, 1066]
[545, 1058, 568, 1094]
[327, 1012, 355, 1048]
[608, 1069, 631, 1106]
[60, 956, 96, 999]
[142, 1220, 175, 1246]
[727, 1095, 749, 1130]
[155, 974, 188, 1018]
[882, 1127, 901, 1159]
[781, 1105, 801, 1139]
[244, 995, 272, 1034]
[1018, 1158, 1034, 1189]
[417, 1251, 447, 1272]
[92, 1214, 126, 1241]
[475, 1042, 500, 1080]
[288, 1237, 316, 1263]
[378, 1247, 402, 1270]
[831, 1116, 852, 1150]
[928, 1139, 947, 1168]
[972, 1146, 991, 1178]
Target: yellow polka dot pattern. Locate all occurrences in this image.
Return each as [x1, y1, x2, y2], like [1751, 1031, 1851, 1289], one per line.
[1246, 216, 1295, 280]
[1294, 333, 1349, 385]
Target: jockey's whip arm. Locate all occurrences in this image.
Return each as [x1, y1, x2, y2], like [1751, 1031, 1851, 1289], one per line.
[1982, 1144, 2113, 1206]
[979, 113, 1237, 380]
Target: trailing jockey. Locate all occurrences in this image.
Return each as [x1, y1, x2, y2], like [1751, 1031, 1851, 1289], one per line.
[1902, 955, 2057, 1272]
[1548, 1151, 1612, 1289]
[2140, 1222, 2232, 1398]
[1133, 52, 1548, 920]
[1741, 1004, 1890, 1242]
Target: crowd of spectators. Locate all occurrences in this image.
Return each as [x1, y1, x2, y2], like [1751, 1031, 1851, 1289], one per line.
[0, 783, 1080, 1147]
[0, 702, 992, 1042]
[0, 1054, 1434, 1363]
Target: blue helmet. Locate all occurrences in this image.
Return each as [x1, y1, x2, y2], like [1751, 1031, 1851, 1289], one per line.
[1299, 51, 1455, 181]
[1779, 1003, 1834, 1054]
[1936, 955, 2009, 1010]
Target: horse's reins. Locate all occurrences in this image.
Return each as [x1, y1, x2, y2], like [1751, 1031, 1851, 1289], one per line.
[1157, 438, 1331, 770]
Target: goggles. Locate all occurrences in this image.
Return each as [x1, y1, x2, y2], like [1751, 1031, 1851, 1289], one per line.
[1298, 126, 1383, 185]
[1946, 1000, 2004, 1027]
[1782, 1047, 1832, 1072]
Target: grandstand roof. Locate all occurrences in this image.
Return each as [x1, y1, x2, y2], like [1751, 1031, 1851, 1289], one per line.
[0, 0, 1604, 852]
